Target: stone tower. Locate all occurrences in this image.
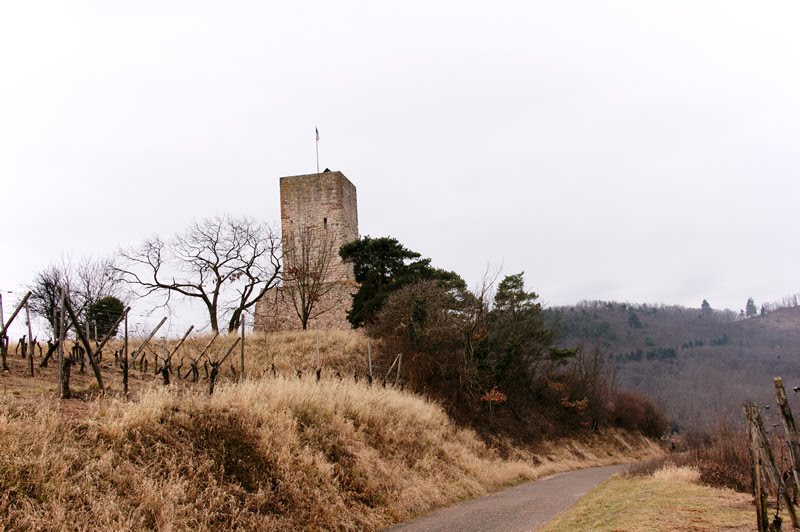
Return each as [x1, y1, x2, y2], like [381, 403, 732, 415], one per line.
[254, 170, 359, 331]
[279, 170, 358, 282]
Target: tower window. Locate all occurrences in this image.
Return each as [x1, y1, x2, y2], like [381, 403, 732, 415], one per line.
[323, 217, 328, 229]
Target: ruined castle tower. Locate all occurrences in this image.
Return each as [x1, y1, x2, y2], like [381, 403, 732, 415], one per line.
[254, 170, 359, 331]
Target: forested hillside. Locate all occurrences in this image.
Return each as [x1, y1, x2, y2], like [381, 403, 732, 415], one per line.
[549, 301, 800, 430]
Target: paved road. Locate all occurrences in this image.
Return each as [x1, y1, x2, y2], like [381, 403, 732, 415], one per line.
[384, 464, 627, 532]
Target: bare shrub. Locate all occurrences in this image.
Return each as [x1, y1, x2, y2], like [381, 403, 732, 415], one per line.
[610, 391, 668, 438]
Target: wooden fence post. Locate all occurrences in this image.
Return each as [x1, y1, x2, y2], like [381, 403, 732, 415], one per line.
[774, 377, 800, 502]
[752, 404, 799, 528]
[63, 298, 104, 393]
[0, 291, 31, 339]
[123, 312, 129, 396]
[58, 290, 67, 398]
[24, 302, 34, 377]
[746, 404, 769, 532]
[129, 317, 167, 363]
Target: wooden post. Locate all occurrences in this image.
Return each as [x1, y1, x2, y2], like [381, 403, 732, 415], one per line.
[384, 354, 401, 383]
[395, 354, 402, 386]
[240, 314, 246, 381]
[315, 327, 320, 370]
[752, 404, 799, 528]
[367, 341, 373, 378]
[195, 331, 220, 362]
[57, 290, 66, 396]
[24, 301, 34, 377]
[746, 405, 768, 532]
[165, 325, 194, 367]
[208, 337, 240, 395]
[0, 291, 31, 339]
[129, 317, 167, 362]
[63, 298, 105, 392]
[775, 377, 800, 501]
[123, 312, 129, 396]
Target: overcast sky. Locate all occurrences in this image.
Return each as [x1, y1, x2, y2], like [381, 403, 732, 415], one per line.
[2, 1, 799, 336]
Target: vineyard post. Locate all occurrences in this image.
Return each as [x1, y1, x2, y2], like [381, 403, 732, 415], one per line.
[745, 405, 768, 532]
[63, 298, 104, 393]
[753, 404, 799, 528]
[24, 301, 34, 377]
[774, 377, 800, 501]
[57, 290, 65, 396]
[240, 314, 245, 381]
[123, 312, 129, 396]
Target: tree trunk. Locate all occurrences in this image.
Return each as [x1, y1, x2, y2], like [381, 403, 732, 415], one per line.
[208, 364, 219, 395]
[60, 357, 72, 399]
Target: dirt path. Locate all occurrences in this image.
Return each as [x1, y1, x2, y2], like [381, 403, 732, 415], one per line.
[384, 464, 628, 532]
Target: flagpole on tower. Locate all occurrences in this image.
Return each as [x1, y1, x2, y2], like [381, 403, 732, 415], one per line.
[315, 126, 320, 174]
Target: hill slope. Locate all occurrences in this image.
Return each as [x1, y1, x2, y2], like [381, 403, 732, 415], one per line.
[550, 302, 800, 429]
[0, 378, 658, 530]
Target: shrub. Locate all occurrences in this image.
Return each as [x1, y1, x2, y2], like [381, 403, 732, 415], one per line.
[611, 391, 667, 438]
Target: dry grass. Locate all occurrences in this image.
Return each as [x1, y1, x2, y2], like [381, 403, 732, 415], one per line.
[0, 375, 660, 530]
[1, 330, 371, 400]
[650, 464, 700, 483]
[541, 465, 754, 531]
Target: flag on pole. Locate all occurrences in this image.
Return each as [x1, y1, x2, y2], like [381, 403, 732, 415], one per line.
[316, 127, 319, 142]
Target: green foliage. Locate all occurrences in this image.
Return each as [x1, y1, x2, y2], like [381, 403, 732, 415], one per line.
[370, 272, 574, 411]
[627, 311, 643, 328]
[86, 296, 125, 339]
[745, 297, 757, 319]
[551, 311, 618, 342]
[701, 299, 711, 311]
[478, 273, 570, 393]
[339, 236, 464, 328]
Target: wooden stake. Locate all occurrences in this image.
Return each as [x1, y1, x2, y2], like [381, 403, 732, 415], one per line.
[57, 290, 65, 396]
[240, 315, 245, 380]
[367, 341, 373, 378]
[746, 405, 768, 532]
[123, 312, 129, 396]
[165, 325, 194, 367]
[775, 377, 800, 501]
[752, 404, 799, 528]
[24, 301, 34, 377]
[63, 298, 104, 393]
[384, 354, 401, 382]
[129, 317, 167, 362]
[195, 331, 220, 362]
[315, 327, 320, 370]
[395, 353, 402, 386]
[0, 291, 31, 339]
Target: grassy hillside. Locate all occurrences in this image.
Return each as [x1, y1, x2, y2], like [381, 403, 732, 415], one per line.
[541, 466, 753, 531]
[0, 377, 659, 530]
[550, 301, 800, 429]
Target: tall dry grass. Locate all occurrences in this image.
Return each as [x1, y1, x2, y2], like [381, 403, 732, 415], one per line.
[0, 376, 660, 530]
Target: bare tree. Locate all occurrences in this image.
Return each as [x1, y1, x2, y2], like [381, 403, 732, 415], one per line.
[28, 256, 122, 337]
[282, 224, 340, 330]
[116, 215, 280, 333]
[28, 260, 72, 336]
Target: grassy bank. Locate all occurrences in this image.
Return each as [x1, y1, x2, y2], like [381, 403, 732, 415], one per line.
[542, 465, 754, 531]
[1, 377, 659, 530]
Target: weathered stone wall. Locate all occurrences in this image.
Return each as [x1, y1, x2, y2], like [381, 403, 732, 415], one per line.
[254, 281, 357, 332]
[255, 170, 359, 332]
[280, 171, 358, 282]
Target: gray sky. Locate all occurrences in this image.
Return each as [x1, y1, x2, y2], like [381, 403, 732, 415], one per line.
[2, 1, 799, 336]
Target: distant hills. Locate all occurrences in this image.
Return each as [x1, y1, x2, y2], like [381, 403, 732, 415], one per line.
[549, 301, 800, 431]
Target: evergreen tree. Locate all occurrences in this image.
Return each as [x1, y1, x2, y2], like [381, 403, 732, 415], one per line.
[339, 236, 464, 327]
[745, 297, 758, 318]
[86, 296, 125, 339]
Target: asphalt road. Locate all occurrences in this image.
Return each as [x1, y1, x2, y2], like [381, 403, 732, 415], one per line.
[383, 464, 628, 532]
